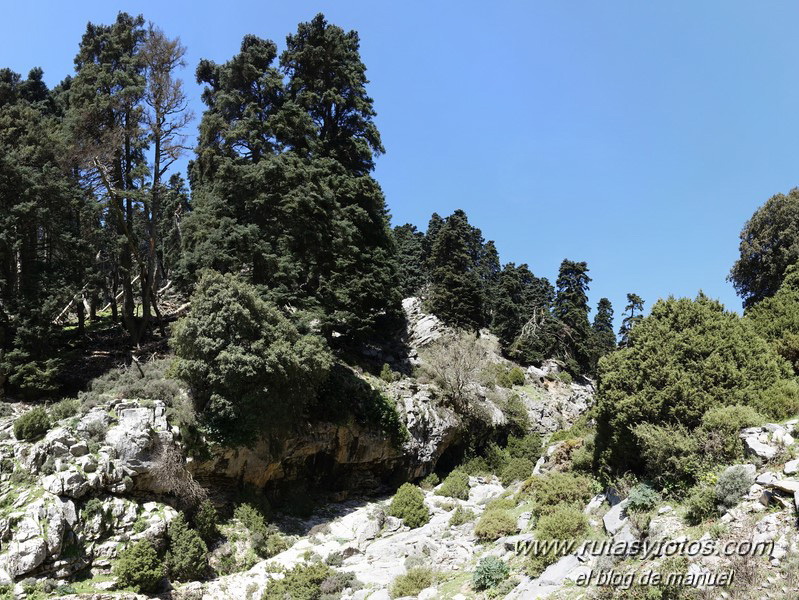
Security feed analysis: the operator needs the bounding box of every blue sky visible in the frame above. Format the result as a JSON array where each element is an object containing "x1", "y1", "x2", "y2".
[{"x1": 4, "y1": 1, "x2": 799, "y2": 322}]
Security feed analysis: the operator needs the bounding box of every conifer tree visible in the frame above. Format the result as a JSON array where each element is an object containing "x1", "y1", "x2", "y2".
[
  {"x1": 592, "y1": 298, "x2": 616, "y2": 359},
  {"x1": 392, "y1": 224, "x2": 427, "y2": 297},
  {"x1": 554, "y1": 259, "x2": 593, "y2": 372},
  {"x1": 618, "y1": 293, "x2": 644, "y2": 347}
]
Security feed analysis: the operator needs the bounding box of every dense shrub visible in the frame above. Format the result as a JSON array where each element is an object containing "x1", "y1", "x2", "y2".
[
  {"x1": 113, "y1": 539, "x2": 164, "y2": 593},
  {"x1": 436, "y1": 470, "x2": 470, "y2": 500},
  {"x1": 747, "y1": 266, "x2": 799, "y2": 373},
  {"x1": 503, "y1": 393, "x2": 531, "y2": 434},
  {"x1": 684, "y1": 484, "x2": 718, "y2": 525},
  {"x1": 535, "y1": 504, "x2": 589, "y2": 540},
  {"x1": 500, "y1": 457, "x2": 534, "y2": 485},
  {"x1": 194, "y1": 499, "x2": 219, "y2": 542},
  {"x1": 715, "y1": 465, "x2": 755, "y2": 509},
  {"x1": 449, "y1": 506, "x2": 475, "y2": 526},
  {"x1": 497, "y1": 366, "x2": 526, "y2": 388},
  {"x1": 13, "y1": 407, "x2": 50, "y2": 440},
  {"x1": 595, "y1": 294, "x2": 790, "y2": 475},
  {"x1": 380, "y1": 363, "x2": 398, "y2": 383},
  {"x1": 166, "y1": 513, "x2": 208, "y2": 581},
  {"x1": 627, "y1": 483, "x2": 660, "y2": 513},
  {"x1": 754, "y1": 379, "x2": 799, "y2": 420},
  {"x1": 520, "y1": 472, "x2": 595, "y2": 516},
  {"x1": 472, "y1": 556, "x2": 509, "y2": 590},
  {"x1": 700, "y1": 405, "x2": 765, "y2": 463},
  {"x1": 633, "y1": 423, "x2": 701, "y2": 491},
  {"x1": 506, "y1": 433, "x2": 541, "y2": 462},
  {"x1": 172, "y1": 271, "x2": 332, "y2": 445},
  {"x1": 419, "y1": 331, "x2": 489, "y2": 409},
  {"x1": 390, "y1": 567, "x2": 435, "y2": 598},
  {"x1": 474, "y1": 509, "x2": 517, "y2": 541},
  {"x1": 388, "y1": 484, "x2": 430, "y2": 528},
  {"x1": 419, "y1": 472, "x2": 439, "y2": 490},
  {"x1": 233, "y1": 504, "x2": 286, "y2": 558},
  {"x1": 261, "y1": 563, "x2": 333, "y2": 600},
  {"x1": 48, "y1": 398, "x2": 80, "y2": 421},
  {"x1": 78, "y1": 358, "x2": 182, "y2": 408}
]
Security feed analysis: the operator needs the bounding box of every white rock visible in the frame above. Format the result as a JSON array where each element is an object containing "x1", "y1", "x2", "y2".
[
  {"x1": 602, "y1": 499, "x2": 629, "y2": 535},
  {"x1": 784, "y1": 459, "x2": 799, "y2": 475}
]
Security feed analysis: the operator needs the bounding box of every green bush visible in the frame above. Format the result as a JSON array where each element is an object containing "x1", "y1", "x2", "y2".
[
  {"x1": 504, "y1": 393, "x2": 531, "y2": 434},
  {"x1": 380, "y1": 363, "x2": 398, "y2": 383},
  {"x1": 520, "y1": 472, "x2": 595, "y2": 516},
  {"x1": 390, "y1": 567, "x2": 435, "y2": 598},
  {"x1": 595, "y1": 294, "x2": 790, "y2": 475},
  {"x1": 262, "y1": 563, "x2": 333, "y2": 600},
  {"x1": 506, "y1": 433, "x2": 541, "y2": 462},
  {"x1": 754, "y1": 379, "x2": 799, "y2": 420},
  {"x1": 472, "y1": 556, "x2": 509, "y2": 590},
  {"x1": 449, "y1": 506, "x2": 475, "y2": 526},
  {"x1": 166, "y1": 513, "x2": 208, "y2": 581},
  {"x1": 48, "y1": 398, "x2": 80, "y2": 421},
  {"x1": 194, "y1": 499, "x2": 219, "y2": 542},
  {"x1": 437, "y1": 470, "x2": 470, "y2": 500},
  {"x1": 633, "y1": 423, "x2": 701, "y2": 491},
  {"x1": 500, "y1": 457, "x2": 534, "y2": 485},
  {"x1": 627, "y1": 483, "x2": 660, "y2": 513},
  {"x1": 474, "y1": 509, "x2": 517, "y2": 541},
  {"x1": 684, "y1": 484, "x2": 718, "y2": 525},
  {"x1": 113, "y1": 538, "x2": 164, "y2": 593},
  {"x1": 535, "y1": 503, "x2": 589, "y2": 540},
  {"x1": 497, "y1": 366, "x2": 526, "y2": 388},
  {"x1": 388, "y1": 484, "x2": 430, "y2": 528},
  {"x1": 419, "y1": 472, "x2": 439, "y2": 490},
  {"x1": 172, "y1": 271, "x2": 332, "y2": 446},
  {"x1": 234, "y1": 503, "x2": 286, "y2": 558},
  {"x1": 715, "y1": 465, "x2": 755, "y2": 509},
  {"x1": 700, "y1": 405, "x2": 766, "y2": 463},
  {"x1": 13, "y1": 407, "x2": 50, "y2": 440}
]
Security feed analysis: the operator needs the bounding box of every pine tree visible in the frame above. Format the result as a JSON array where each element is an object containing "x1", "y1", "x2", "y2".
[
  {"x1": 428, "y1": 210, "x2": 484, "y2": 330},
  {"x1": 592, "y1": 298, "x2": 616, "y2": 360},
  {"x1": 392, "y1": 224, "x2": 427, "y2": 297},
  {"x1": 553, "y1": 259, "x2": 593, "y2": 372},
  {"x1": 618, "y1": 293, "x2": 644, "y2": 347}
]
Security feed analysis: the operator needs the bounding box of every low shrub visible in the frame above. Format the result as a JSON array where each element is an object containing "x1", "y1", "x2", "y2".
[
  {"x1": 388, "y1": 484, "x2": 430, "y2": 528},
  {"x1": 390, "y1": 567, "x2": 435, "y2": 598},
  {"x1": 419, "y1": 472, "x2": 440, "y2": 490},
  {"x1": 474, "y1": 509, "x2": 517, "y2": 541},
  {"x1": 497, "y1": 366, "x2": 526, "y2": 388},
  {"x1": 233, "y1": 503, "x2": 286, "y2": 559},
  {"x1": 754, "y1": 379, "x2": 799, "y2": 420},
  {"x1": 48, "y1": 398, "x2": 80, "y2": 421},
  {"x1": 194, "y1": 499, "x2": 219, "y2": 542},
  {"x1": 633, "y1": 423, "x2": 701, "y2": 491},
  {"x1": 520, "y1": 472, "x2": 595, "y2": 516},
  {"x1": 684, "y1": 484, "x2": 718, "y2": 525},
  {"x1": 535, "y1": 503, "x2": 589, "y2": 540},
  {"x1": 715, "y1": 465, "x2": 755, "y2": 509},
  {"x1": 166, "y1": 513, "x2": 208, "y2": 581},
  {"x1": 449, "y1": 506, "x2": 475, "y2": 526},
  {"x1": 472, "y1": 556, "x2": 509, "y2": 590},
  {"x1": 500, "y1": 457, "x2": 534, "y2": 485},
  {"x1": 261, "y1": 563, "x2": 333, "y2": 599},
  {"x1": 113, "y1": 538, "x2": 164, "y2": 593},
  {"x1": 13, "y1": 407, "x2": 50, "y2": 440},
  {"x1": 700, "y1": 405, "x2": 766, "y2": 463},
  {"x1": 627, "y1": 483, "x2": 660, "y2": 513},
  {"x1": 380, "y1": 363, "x2": 398, "y2": 383},
  {"x1": 506, "y1": 433, "x2": 541, "y2": 462},
  {"x1": 504, "y1": 393, "x2": 531, "y2": 434},
  {"x1": 437, "y1": 470, "x2": 470, "y2": 500}
]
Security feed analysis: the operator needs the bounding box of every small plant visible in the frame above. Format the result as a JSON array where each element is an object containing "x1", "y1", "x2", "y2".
[
  {"x1": 419, "y1": 472, "x2": 440, "y2": 490},
  {"x1": 535, "y1": 503, "x2": 589, "y2": 540},
  {"x1": 449, "y1": 506, "x2": 475, "y2": 526},
  {"x1": 519, "y1": 471, "x2": 596, "y2": 516},
  {"x1": 13, "y1": 407, "x2": 50, "y2": 440},
  {"x1": 474, "y1": 509, "x2": 517, "y2": 541},
  {"x1": 715, "y1": 465, "x2": 755, "y2": 509},
  {"x1": 262, "y1": 563, "x2": 333, "y2": 599},
  {"x1": 113, "y1": 538, "x2": 164, "y2": 593},
  {"x1": 166, "y1": 513, "x2": 208, "y2": 581},
  {"x1": 194, "y1": 498, "x2": 219, "y2": 542},
  {"x1": 388, "y1": 483, "x2": 430, "y2": 528},
  {"x1": 390, "y1": 567, "x2": 436, "y2": 598},
  {"x1": 324, "y1": 550, "x2": 344, "y2": 567},
  {"x1": 500, "y1": 457, "x2": 534, "y2": 485},
  {"x1": 48, "y1": 398, "x2": 80, "y2": 421},
  {"x1": 473, "y1": 556, "x2": 509, "y2": 590},
  {"x1": 684, "y1": 484, "x2": 718, "y2": 525},
  {"x1": 497, "y1": 366, "x2": 526, "y2": 388},
  {"x1": 233, "y1": 503, "x2": 286, "y2": 559},
  {"x1": 380, "y1": 363, "x2": 398, "y2": 383},
  {"x1": 506, "y1": 433, "x2": 541, "y2": 462},
  {"x1": 436, "y1": 470, "x2": 470, "y2": 500},
  {"x1": 627, "y1": 483, "x2": 660, "y2": 513}
]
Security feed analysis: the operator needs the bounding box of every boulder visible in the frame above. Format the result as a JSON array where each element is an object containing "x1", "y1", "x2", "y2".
[
  {"x1": 784, "y1": 459, "x2": 799, "y2": 476},
  {"x1": 742, "y1": 435, "x2": 777, "y2": 460},
  {"x1": 603, "y1": 499, "x2": 629, "y2": 535}
]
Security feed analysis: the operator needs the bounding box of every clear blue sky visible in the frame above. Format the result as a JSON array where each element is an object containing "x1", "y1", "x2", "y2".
[{"x1": 4, "y1": 1, "x2": 799, "y2": 321}]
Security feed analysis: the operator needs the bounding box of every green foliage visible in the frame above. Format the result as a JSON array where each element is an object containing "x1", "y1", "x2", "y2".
[
  {"x1": 520, "y1": 472, "x2": 595, "y2": 516},
  {"x1": 449, "y1": 506, "x2": 476, "y2": 526},
  {"x1": 474, "y1": 509, "x2": 517, "y2": 541},
  {"x1": 472, "y1": 556, "x2": 509, "y2": 591},
  {"x1": 730, "y1": 188, "x2": 799, "y2": 308},
  {"x1": 436, "y1": 470, "x2": 470, "y2": 500},
  {"x1": 497, "y1": 366, "x2": 526, "y2": 388},
  {"x1": 48, "y1": 398, "x2": 80, "y2": 421},
  {"x1": 166, "y1": 513, "x2": 208, "y2": 581},
  {"x1": 113, "y1": 538, "x2": 164, "y2": 593},
  {"x1": 553, "y1": 259, "x2": 594, "y2": 373},
  {"x1": 388, "y1": 484, "x2": 430, "y2": 528},
  {"x1": 747, "y1": 266, "x2": 799, "y2": 373},
  {"x1": 506, "y1": 433, "x2": 541, "y2": 463},
  {"x1": 684, "y1": 484, "x2": 718, "y2": 525},
  {"x1": 633, "y1": 423, "x2": 701, "y2": 491},
  {"x1": 627, "y1": 483, "x2": 660, "y2": 513},
  {"x1": 172, "y1": 271, "x2": 332, "y2": 445},
  {"x1": 419, "y1": 472, "x2": 439, "y2": 490},
  {"x1": 390, "y1": 567, "x2": 435, "y2": 599},
  {"x1": 592, "y1": 297, "x2": 617, "y2": 359},
  {"x1": 392, "y1": 224, "x2": 427, "y2": 297},
  {"x1": 618, "y1": 293, "x2": 645, "y2": 347},
  {"x1": 499, "y1": 457, "x2": 534, "y2": 485},
  {"x1": 379, "y1": 363, "x2": 398, "y2": 383},
  {"x1": 234, "y1": 504, "x2": 287, "y2": 559},
  {"x1": 503, "y1": 393, "x2": 531, "y2": 435},
  {"x1": 13, "y1": 407, "x2": 50, "y2": 440},
  {"x1": 194, "y1": 499, "x2": 219, "y2": 542},
  {"x1": 78, "y1": 358, "x2": 183, "y2": 409},
  {"x1": 715, "y1": 465, "x2": 755, "y2": 509},
  {"x1": 700, "y1": 405, "x2": 766, "y2": 463},
  {"x1": 261, "y1": 563, "x2": 334, "y2": 600},
  {"x1": 754, "y1": 379, "x2": 799, "y2": 420},
  {"x1": 535, "y1": 503, "x2": 589, "y2": 540},
  {"x1": 595, "y1": 294, "x2": 790, "y2": 476}
]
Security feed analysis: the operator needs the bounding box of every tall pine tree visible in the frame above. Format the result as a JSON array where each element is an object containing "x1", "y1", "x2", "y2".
[{"x1": 554, "y1": 259, "x2": 593, "y2": 373}]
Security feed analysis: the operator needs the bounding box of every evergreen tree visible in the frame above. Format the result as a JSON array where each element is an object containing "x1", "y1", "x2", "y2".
[
  {"x1": 477, "y1": 240, "x2": 501, "y2": 326},
  {"x1": 592, "y1": 298, "x2": 616, "y2": 360},
  {"x1": 618, "y1": 293, "x2": 644, "y2": 347},
  {"x1": 553, "y1": 259, "x2": 593, "y2": 372},
  {"x1": 392, "y1": 224, "x2": 427, "y2": 297},
  {"x1": 428, "y1": 210, "x2": 483, "y2": 330}
]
